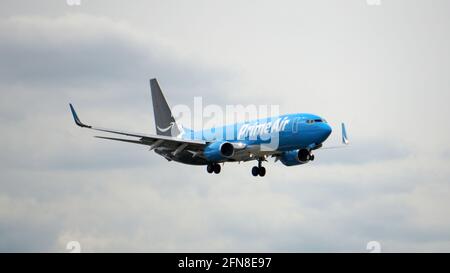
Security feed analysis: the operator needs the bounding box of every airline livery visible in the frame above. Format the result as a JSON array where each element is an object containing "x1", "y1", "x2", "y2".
[{"x1": 69, "y1": 79, "x2": 348, "y2": 177}]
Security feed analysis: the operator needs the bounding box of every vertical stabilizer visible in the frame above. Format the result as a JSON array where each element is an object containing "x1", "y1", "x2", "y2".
[{"x1": 150, "y1": 79, "x2": 181, "y2": 137}]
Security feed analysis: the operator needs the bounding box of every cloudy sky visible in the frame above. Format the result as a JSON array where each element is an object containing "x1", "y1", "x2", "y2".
[{"x1": 1, "y1": 0, "x2": 450, "y2": 252}]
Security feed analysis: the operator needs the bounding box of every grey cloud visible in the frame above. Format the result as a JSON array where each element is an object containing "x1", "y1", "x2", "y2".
[
  {"x1": 0, "y1": 13, "x2": 235, "y2": 173},
  {"x1": 2, "y1": 160, "x2": 449, "y2": 252},
  {"x1": 0, "y1": 14, "x2": 234, "y2": 105}
]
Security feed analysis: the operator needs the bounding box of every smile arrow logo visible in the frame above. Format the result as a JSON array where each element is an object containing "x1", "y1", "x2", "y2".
[{"x1": 157, "y1": 122, "x2": 175, "y2": 133}]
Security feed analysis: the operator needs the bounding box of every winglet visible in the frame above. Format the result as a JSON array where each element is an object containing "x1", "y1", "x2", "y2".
[
  {"x1": 341, "y1": 123, "x2": 349, "y2": 145},
  {"x1": 69, "y1": 103, "x2": 91, "y2": 128}
]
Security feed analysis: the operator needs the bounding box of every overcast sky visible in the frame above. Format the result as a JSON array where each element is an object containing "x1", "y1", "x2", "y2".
[{"x1": 1, "y1": 0, "x2": 450, "y2": 252}]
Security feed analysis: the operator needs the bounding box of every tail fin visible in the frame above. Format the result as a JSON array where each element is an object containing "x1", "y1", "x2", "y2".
[{"x1": 150, "y1": 78, "x2": 181, "y2": 137}]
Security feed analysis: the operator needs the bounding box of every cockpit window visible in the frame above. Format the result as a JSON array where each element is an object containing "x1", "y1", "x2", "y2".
[{"x1": 304, "y1": 118, "x2": 327, "y2": 124}]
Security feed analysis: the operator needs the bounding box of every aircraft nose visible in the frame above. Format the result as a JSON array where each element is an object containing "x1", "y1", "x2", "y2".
[{"x1": 321, "y1": 123, "x2": 332, "y2": 140}]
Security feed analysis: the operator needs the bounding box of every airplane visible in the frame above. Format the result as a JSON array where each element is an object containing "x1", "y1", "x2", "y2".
[{"x1": 69, "y1": 78, "x2": 348, "y2": 177}]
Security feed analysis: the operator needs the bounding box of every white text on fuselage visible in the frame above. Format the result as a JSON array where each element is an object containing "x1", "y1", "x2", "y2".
[{"x1": 238, "y1": 117, "x2": 290, "y2": 140}]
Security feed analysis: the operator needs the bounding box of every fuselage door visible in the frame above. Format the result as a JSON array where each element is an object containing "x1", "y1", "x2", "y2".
[{"x1": 292, "y1": 117, "x2": 301, "y2": 133}]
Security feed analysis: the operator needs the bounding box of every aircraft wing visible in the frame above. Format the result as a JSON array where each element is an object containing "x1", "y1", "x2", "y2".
[{"x1": 69, "y1": 104, "x2": 207, "y2": 153}]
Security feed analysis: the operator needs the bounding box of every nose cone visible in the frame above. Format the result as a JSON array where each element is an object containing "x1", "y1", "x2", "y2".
[{"x1": 319, "y1": 123, "x2": 332, "y2": 142}]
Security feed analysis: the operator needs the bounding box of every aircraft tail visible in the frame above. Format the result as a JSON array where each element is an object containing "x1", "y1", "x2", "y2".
[{"x1": 150, "y1": 78, "x2": 181, "y2": 137}]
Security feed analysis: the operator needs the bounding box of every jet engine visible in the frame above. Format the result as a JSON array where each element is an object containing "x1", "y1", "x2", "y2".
[
  {"x1": 279, "y1": 149, "x2": 312, "y2": 166},
  {"x1": 203, "y1": 141, "x2": 245, "y2": 161}
]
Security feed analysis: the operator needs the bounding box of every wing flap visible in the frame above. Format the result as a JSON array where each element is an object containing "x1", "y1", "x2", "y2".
[{"x1": 94, "y1": 136, "x2": 148, "y2": 145}]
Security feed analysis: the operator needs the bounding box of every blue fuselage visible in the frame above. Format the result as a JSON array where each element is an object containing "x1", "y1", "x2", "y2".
[{"x1": 182, "y1": 113, "x2": 332, "y2": 160}]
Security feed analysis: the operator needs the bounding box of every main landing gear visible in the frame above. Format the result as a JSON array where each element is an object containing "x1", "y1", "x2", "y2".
[
  {"x1": 252, "y1": 158, "x2": 266, "y2": 177},
  {"x1": 207, "y1": 163, "x2": 221, "y2": 174}
]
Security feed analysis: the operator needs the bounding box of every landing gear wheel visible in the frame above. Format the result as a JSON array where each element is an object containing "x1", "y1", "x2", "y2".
[
  {"x1": 252, "y1": 166, "x2": 259, "y2": 177},
  {"x1": 252, "y1": 158, "x2": 267, "y2": 177},
  {"x1": 213, "y1": 163, "x2": 221, "y2": 174},
  {"x1": 310, "y1": 154, "x2": 315, "y2": 161},
  {"x1": 259, "y1": 167, "x2": 266, "y2": 177},
  {"x1": 207, "y1": 164, "x2": 214, "y2": 173}
]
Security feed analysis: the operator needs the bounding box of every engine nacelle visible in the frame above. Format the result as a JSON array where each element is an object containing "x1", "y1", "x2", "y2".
[
  {"x1": 203, "y1": 141, "x2": 235, "y2": 161},
  {"x1": 279, "y1": 149, "x2": 311, "y2": 166}
]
